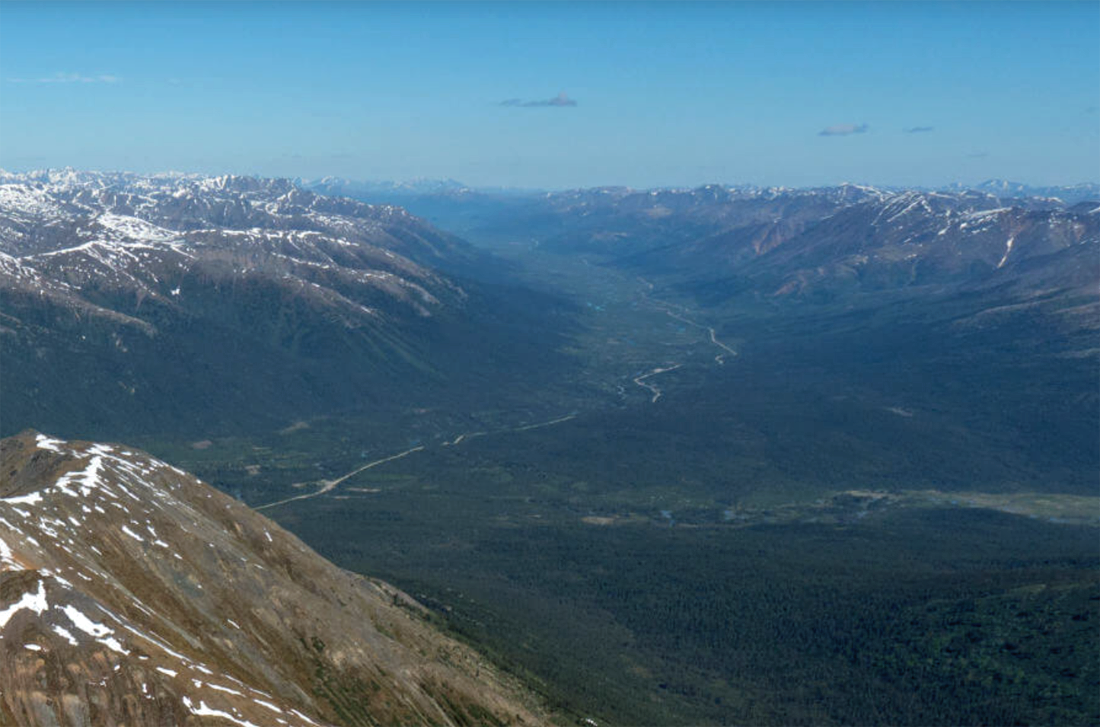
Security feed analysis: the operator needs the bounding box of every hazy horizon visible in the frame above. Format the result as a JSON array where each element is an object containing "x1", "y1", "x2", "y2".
[{"x1": 3, "y1": 165, "x2": 1097, "y2": 194}]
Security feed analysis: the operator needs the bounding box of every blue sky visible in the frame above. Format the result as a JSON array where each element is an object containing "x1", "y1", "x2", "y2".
[{"x1": 1, "y1": 1, "x2": 1096, "y2": 189}]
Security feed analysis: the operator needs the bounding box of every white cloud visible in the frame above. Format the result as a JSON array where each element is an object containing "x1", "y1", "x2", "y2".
[
  {"x1": 8, "y1": 73, "x2": 120, "y2": 84},
  {"x1": 818, "y1": 123, "x2": 869, "y2": 137},
  {"x1": 501, "y1": 92, "x2": 578, "y2": 108}
]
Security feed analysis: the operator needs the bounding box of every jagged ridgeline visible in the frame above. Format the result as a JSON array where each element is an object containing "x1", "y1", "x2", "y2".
[
  {"x1": 0, "y1": 171, "x2": 572, "y2": 440},
  {"x1": 0, "y1": 430, "x2": 547, "y2": 727}
]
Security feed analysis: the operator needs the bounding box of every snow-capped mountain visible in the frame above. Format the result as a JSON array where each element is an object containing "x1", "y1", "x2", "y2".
[
  {"x1": 623, "y1": 189, "x2": 1100, "y2": 297},
  {"x1": 948, "y1": 179, "x2": 1100, "y2": 205},
  {"x1": 0, "y1": 171, "x2": 570, "y2": 440},
  {"x1": 0, "y1": 168, "x2": 470, "y2": 275},
  {"x1": 0, "y1": 430, "x2": 546, "y2": 727},
  {"x1": 383, "y1": 181, "x2": 1097, "y2": 300},
  {"x1": 321, "y1": 178, "x2": 1098, "y2": 373}
]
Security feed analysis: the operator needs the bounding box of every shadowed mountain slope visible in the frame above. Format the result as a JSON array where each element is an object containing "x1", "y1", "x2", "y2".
[{"x1": 0, "y1": 171, "x2": 577, "y2": 440}]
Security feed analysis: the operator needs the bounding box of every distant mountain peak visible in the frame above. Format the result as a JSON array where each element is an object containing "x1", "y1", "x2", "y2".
[
  {"x1": 942, "y1": 179, "x2": 1100, "y2": 204},
  {"x1": 308, "y1": 177, "x2": 471, "y2": 195}
]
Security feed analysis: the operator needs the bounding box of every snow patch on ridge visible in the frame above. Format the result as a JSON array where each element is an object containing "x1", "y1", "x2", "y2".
[
  {"x1": 35, "y1": 434, "x2": 65, "y2": 452},
  {"x1": 0, "y1": 579, "x2": 48, "y2": 628},
  {"x1": 997, "y1": 236, "x2": 1015, "y2": 269},
  {"x1": 95, "y1": 213, "x2": 179, "y2": 244}
]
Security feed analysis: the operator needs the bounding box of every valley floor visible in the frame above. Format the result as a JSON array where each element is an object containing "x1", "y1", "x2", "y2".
[{"x1": 138, "y1": 242, "x2": 1099, "y2": 726}]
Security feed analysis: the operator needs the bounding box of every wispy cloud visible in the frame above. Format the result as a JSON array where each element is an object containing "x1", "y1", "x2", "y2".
[
  {"x1": 966, "y1": 151, "x2": 989, "y2": 159},
  {"x1": 904, "y1": 126, "x2": 934, "y2": 133},
  {"x1": 818, "y1": 123, "x2": 868, "y2": 137},
  {"x1": 501, "y1": 92, "x2": 577, "y2": 108},
  {"x1": 8, "y1": 72, "x2": 120, "y2": 84}
]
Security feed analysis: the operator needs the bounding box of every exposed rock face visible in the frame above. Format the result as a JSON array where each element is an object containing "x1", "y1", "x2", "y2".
[{"x1": 0, "y1": 431, "x2": 546, "y2": 727}]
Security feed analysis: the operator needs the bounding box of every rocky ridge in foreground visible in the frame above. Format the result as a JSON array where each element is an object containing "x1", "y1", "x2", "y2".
[{"x1": 0, "y1": 431, "x2": 546, "y2": 727}]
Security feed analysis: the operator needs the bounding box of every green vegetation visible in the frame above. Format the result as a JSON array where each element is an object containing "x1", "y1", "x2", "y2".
[
  {"x1": 134, "y1": 245, "x2": 1098, "y2": 725},
  {"x1": 287, "y1": 491, "x2": 1098, "y2": 725},
  {"x1": 164, "y1": 386, "x2": 1099, "y2": 725}
]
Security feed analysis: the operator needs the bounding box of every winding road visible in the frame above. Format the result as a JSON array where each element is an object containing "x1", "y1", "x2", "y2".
[
  {"x1": 255, "y1": 445, "x2": 424, "y2": 511},
  {"x1": 256, "y1": 413, "x2": 581, "y2": 510}
]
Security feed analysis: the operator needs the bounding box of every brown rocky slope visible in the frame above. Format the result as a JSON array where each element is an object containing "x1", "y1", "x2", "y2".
[{"x1": 0, "y1": 431, "x2": 547, "y2": 727}]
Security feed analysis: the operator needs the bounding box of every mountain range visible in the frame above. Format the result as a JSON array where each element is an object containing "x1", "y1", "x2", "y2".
[
  {"x1": 309, "y1": 176, "x2": 1098, "y2": 341},
  {"x1": 0, "y1": 170, "x2": 572, "y2": 440},
  {"x1": 4, "y1": 169, "x2": 1095, "y2": 457},
  {"x1": 2, "y1": 170, "x2": 1097, "y2": 725}
]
